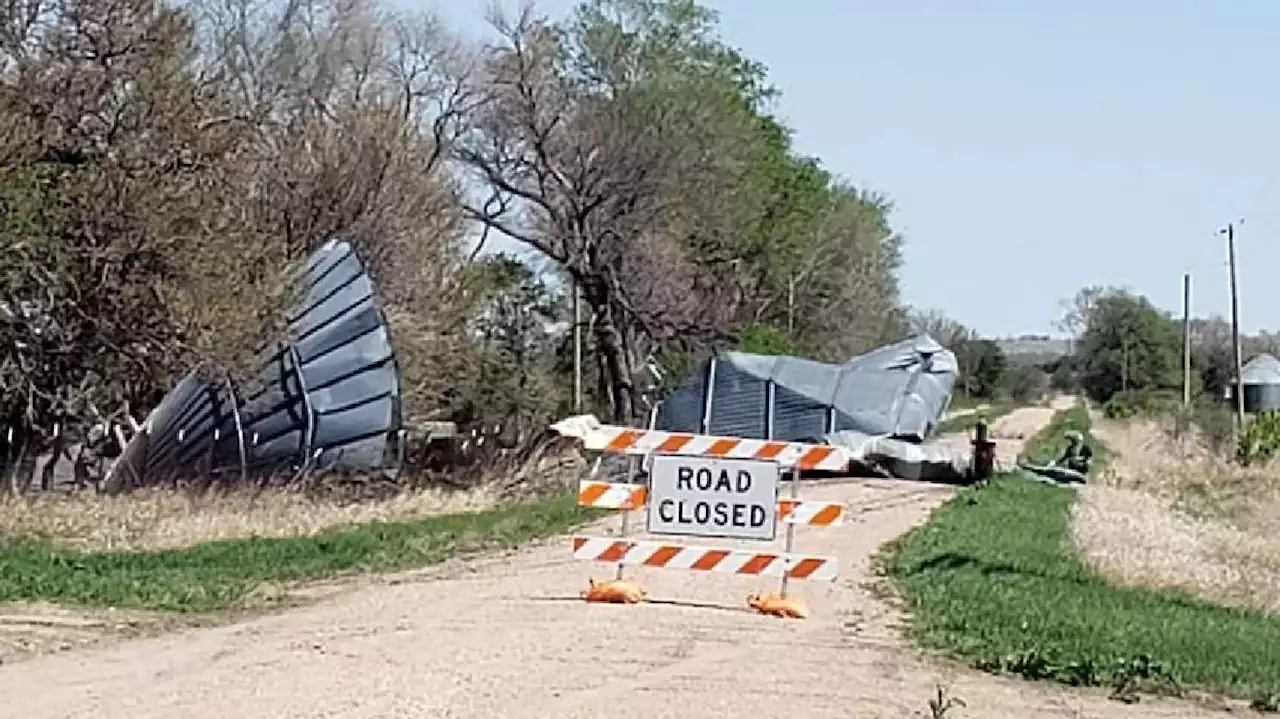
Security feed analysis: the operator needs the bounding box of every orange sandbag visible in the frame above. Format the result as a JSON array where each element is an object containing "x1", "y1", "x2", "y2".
[
  {"x1": 582, "y1": 578, "x2": 647, "y2": 604},
  {"x1": 747, "y1": 593, "x2": 809, "y2": 619}
]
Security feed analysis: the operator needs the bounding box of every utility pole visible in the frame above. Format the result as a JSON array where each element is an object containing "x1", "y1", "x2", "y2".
[
  {"x1": 1221, "y1": 222, "x2": 1245, "y2": 429},
  {"x1": 786, "y1": 275, "x2": 796, "y2": 335},
  {"x1": 1182, "y1": 272, "x2": 1192, "y2": 408},
  {"x1": 1121, "y1": 336, "x2": 1129, "y2": 392},
  {"x1": 572, "y1": 278, "x2": 583, "y2": 412}
]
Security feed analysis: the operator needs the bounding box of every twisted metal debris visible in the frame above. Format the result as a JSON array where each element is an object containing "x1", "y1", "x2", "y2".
[{"x1": 106, "y1": 236, "x2": 403, "y2": 491}]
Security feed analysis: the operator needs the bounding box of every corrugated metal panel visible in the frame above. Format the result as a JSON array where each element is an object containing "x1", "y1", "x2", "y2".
[
  {"x1": 655, "y1": 364, "x2": 707, "y2": 432},
  {"x1": 771, "y1": 383, "x2": 828, "y2": 442},
  {"x1": 105, "y1": 236, "x2": 403, "y2": 490},
  {"x1": 1242, "y1": 384, "x2": 1280, "y2": 414},
  {"x1": 706, "y1": 358, "x2": 768, "y2": 438}
]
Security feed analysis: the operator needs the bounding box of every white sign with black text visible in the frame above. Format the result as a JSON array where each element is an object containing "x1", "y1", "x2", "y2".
[{"x1": 646, "y1": 455, "x2": 780, "y2": 541}]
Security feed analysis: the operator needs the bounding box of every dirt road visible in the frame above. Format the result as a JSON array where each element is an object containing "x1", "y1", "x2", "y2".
[{"x1": 0, "y1": 398, "x2": 1216, "y2": 718}]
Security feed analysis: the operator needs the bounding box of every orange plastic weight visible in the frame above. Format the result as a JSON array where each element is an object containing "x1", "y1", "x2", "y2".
[
  {"x1": 746, "y1": 593, "x2": 809, "y2": 619},
  {"x1": 582, "y1": 578, "x2": 648, "y2": 604}
]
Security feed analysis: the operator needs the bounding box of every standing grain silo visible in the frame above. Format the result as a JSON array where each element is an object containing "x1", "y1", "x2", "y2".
[{"x1": 1235, "y1": 354, "x2": 1280, "y2": 413}]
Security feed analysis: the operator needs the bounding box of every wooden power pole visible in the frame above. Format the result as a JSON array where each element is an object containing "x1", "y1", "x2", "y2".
[
  {"x1": 1182, "y1": 272, "x2": 1192, "y2": 408},
  {"x1": 572, "y1": 278, "x2": 583, "y2": 413},
  {"x1": 1222, "y1": 222, "x2": 1245, "y2": 428}
]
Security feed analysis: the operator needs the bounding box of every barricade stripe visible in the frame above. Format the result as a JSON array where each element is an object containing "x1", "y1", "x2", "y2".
[
  {"x1": 740, "y1": 553, "x2": 777, "y2": 574},
  {"x1": 706, "y1": 438, "x2": 738, "y2": 456},
  {"x1": 797, "y1": 446, "x2": 836, "y2": 470},
  {"x1": 812, "y1": 503, "x2": 843, "y2": 525},
  {"x1": 788, "y1": 557, "x2": 826, "y2": 579},
  {"x1": 578, "y1": 482, "x2": 609, "y2": 506},
  {"x1": 571, "y1": 537, "x2": 837, "y2": 581},
  {"x1": 647, "y1": 544, "x2": 682, "y2": 567},
  {"x1": 757, "y1": 441, "x2": 787, "y2": 460},
  {"x1": 604, "y1": 429, "x2": 644, "y2": 452},
  {"x1": 692, "y1": 549, "x2": 729, "y2": 571},
  {"x1": 600, "y1": 541, "x2": 631, "y2": 563},
  {"x1": 777, "y1": 499, "x2": 845, "y2": 526},
  {"x1": 656, "y1": 434, "x2": 694, "y2": 453},
  {"x1": 577, "y1": 480, "x2": 647, "y2": 509},
  {"x1": 551, "y1": 417, "x2": 851, "y2": 472}
]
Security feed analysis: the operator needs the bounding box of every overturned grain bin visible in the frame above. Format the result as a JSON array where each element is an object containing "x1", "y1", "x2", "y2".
[
  {"x1": 105, "y1": 236, "x2": 404, "y2": 492},
  {"x1": 654, "y1": 335, "x2": 957, "y2": 444}
]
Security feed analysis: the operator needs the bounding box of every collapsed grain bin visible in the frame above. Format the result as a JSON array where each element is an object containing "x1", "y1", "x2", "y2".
[
  {"x1": 654, "y1": 335, "x2": 957, "y2": 444},
  {"x1": 1235, "y1": 353, "x2": 1280, "y2": 414},
  {"x1": 105, "y1": 236, "x2": 404, "y2": 491}
]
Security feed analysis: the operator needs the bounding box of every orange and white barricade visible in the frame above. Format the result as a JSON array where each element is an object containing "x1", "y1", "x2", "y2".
[
  {"x1": 552, "y1": 415, "x2": 850, "y2": 471},
  {"x1": 554, "y1": 415, "x2": 849, "y2": 616}
]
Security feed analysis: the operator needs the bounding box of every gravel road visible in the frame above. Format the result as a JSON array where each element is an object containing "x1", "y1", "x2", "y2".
[{"x1": 0, "y1": 399, "x2": 1217, "y2": 718}]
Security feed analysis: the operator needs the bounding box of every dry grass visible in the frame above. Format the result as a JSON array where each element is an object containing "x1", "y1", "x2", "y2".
[
  {"x1": 0, "y1": 438, "x2": 591, "y2": 555},
  {"x1": 0, "y1": 484, "x2": 505, "y2": 553},
  {"x1": 1071, "y1": 415, "x2": 1280, "y2": 615}
]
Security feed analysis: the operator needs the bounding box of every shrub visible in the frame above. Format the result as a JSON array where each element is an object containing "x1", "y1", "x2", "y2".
[
  {"x1": 1192, "y1": 401, "x2": 1236, "y2": 456},
  {"x1": 1102, "y1": 389, "x2": 1181, "y2": 420},
  {"x1": 1237, "y1": 411, "x2": 1280, "y2": 466}
]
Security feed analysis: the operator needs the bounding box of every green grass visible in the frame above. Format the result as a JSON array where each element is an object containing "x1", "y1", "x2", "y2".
[
  {"x1": 0, "y1": 493, "x2": 605, "y2": 613},
  {"x1": 882, "y1": 474, "x2": 1280, "y2": 703},
  {"x1": 1017, "y1": 402, "x2": 1110, "y2": 474},
  {"x1": 934, "y1": 401, "x2": 1016, "y2": 436},
  {"x1": 946, "y1": 394, "x2": 988, "y2": 411}
]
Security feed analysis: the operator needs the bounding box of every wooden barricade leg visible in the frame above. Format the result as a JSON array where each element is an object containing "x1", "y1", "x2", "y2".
[
  {"x1": 613, "y1": 407, "x2": 656, "y2": 583},
  {"x1": 615, "y1": 457, "x2": 633, "y2": 582},
  {"x1": 779, "y1": 467, "x2": 799, "y2": 599},
  {"x1": 578, "y1": 423, "x2": 653, "y2": 604},
  {"x1": 747, "y1": 467, "x2": 810, "y2": 619}
]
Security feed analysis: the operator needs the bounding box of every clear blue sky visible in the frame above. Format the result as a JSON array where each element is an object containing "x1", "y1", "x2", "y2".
[{"x1": 434, "y1": 0, "x2": 1280, "y2": 337}]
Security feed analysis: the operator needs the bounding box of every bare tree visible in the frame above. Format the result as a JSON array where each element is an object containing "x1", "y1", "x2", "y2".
[
  {"x1": 454, "y1": 6, "x2": 746, "y2": 421},
  {"x1": 175, "y1": 0, "x2": 478, "y2": 420},
  {"x1": 784, "y1": 188, "x2": 907, "y2": 360},
  {"x1": 909, "y1": 308, "x2": 975, "y2": 349},
  {"x1": 0, "y1": 0, "x2": 478, "y2": 489},
  {"x1": 1056, "y1": 285, "x2": 1108, "y2": 344},
  {"x1": 1, "y1": 0, "x2": 215, "y2": 487}
]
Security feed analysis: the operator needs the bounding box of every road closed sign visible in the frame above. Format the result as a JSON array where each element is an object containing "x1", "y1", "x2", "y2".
[{"x1": 646, "y1": 455, "x2": 780, "y2": 541}]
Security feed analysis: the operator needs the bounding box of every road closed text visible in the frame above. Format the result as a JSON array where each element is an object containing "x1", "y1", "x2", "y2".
[
  {"x1": 655, "y1": 466, "x2": 769, "y2": 529},
  {"x1": 647, "y1": 456, "x2": 779, "y2": 541}
]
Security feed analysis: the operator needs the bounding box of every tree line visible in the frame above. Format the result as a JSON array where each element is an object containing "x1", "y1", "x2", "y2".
[
  {"x1": 1046, "y1": 285, "x2": 1278, "y2": 405},
  {"x1": 0, "y1": 0, "x2": 912, "y2": 481},
  {"x1": 1044, "y1": 285, "x2": 1280, "y2": 457}
]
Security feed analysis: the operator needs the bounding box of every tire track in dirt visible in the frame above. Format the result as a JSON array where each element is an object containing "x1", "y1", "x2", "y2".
[{"x1": 0, "y1": 398, "x2": 1221, "y2": 718}]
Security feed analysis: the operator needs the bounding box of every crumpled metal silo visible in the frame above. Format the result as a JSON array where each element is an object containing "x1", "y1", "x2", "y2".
[{"x1": 106, "y1": 236, "x2": 403, "y2": 491}]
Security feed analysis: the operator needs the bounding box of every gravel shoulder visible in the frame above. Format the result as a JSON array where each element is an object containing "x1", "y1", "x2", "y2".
[{"x1": 0, "y1": 399, "x2": 1219, "y2": 718}]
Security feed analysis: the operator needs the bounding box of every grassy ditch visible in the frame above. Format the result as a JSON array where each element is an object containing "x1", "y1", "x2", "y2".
[
  {"x1": 882, "y1": 406, "x2": 1280, "y2": 704},
  {"x1": 0, "y1": 492, "x2": 605, "y2": 613},
  {"x1": 1017, "y1": 402, "x2": 1109, "y2": 473}
]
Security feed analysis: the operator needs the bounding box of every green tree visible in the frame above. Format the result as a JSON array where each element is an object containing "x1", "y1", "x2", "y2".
[
  {"x1": 1046, "y1": 354, "x2": 1081, "y2": 392},
  {"x1": 1189, "y1": 316, "x2": 1234, "y2": 401},
  {"x1": 462, "y1": 255, "x2": 566, "y2": 444},
  {"x1": 1002, "y1": 362, "x2": 1050, "y2": 403},
  {"x1": 1077, "y1": 290, "x2": 1182, "y2": 403},
  {"x1": 458, "y1": 0, "x2": 906, "y2": 420},
  {"x1": 953, "y1": 339, "x2": 1007, "y2": 398}
]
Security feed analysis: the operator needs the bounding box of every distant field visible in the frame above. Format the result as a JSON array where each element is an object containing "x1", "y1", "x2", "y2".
[{"x1": 992, "y1": 336, "x2": 1072, "y2": 361}]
